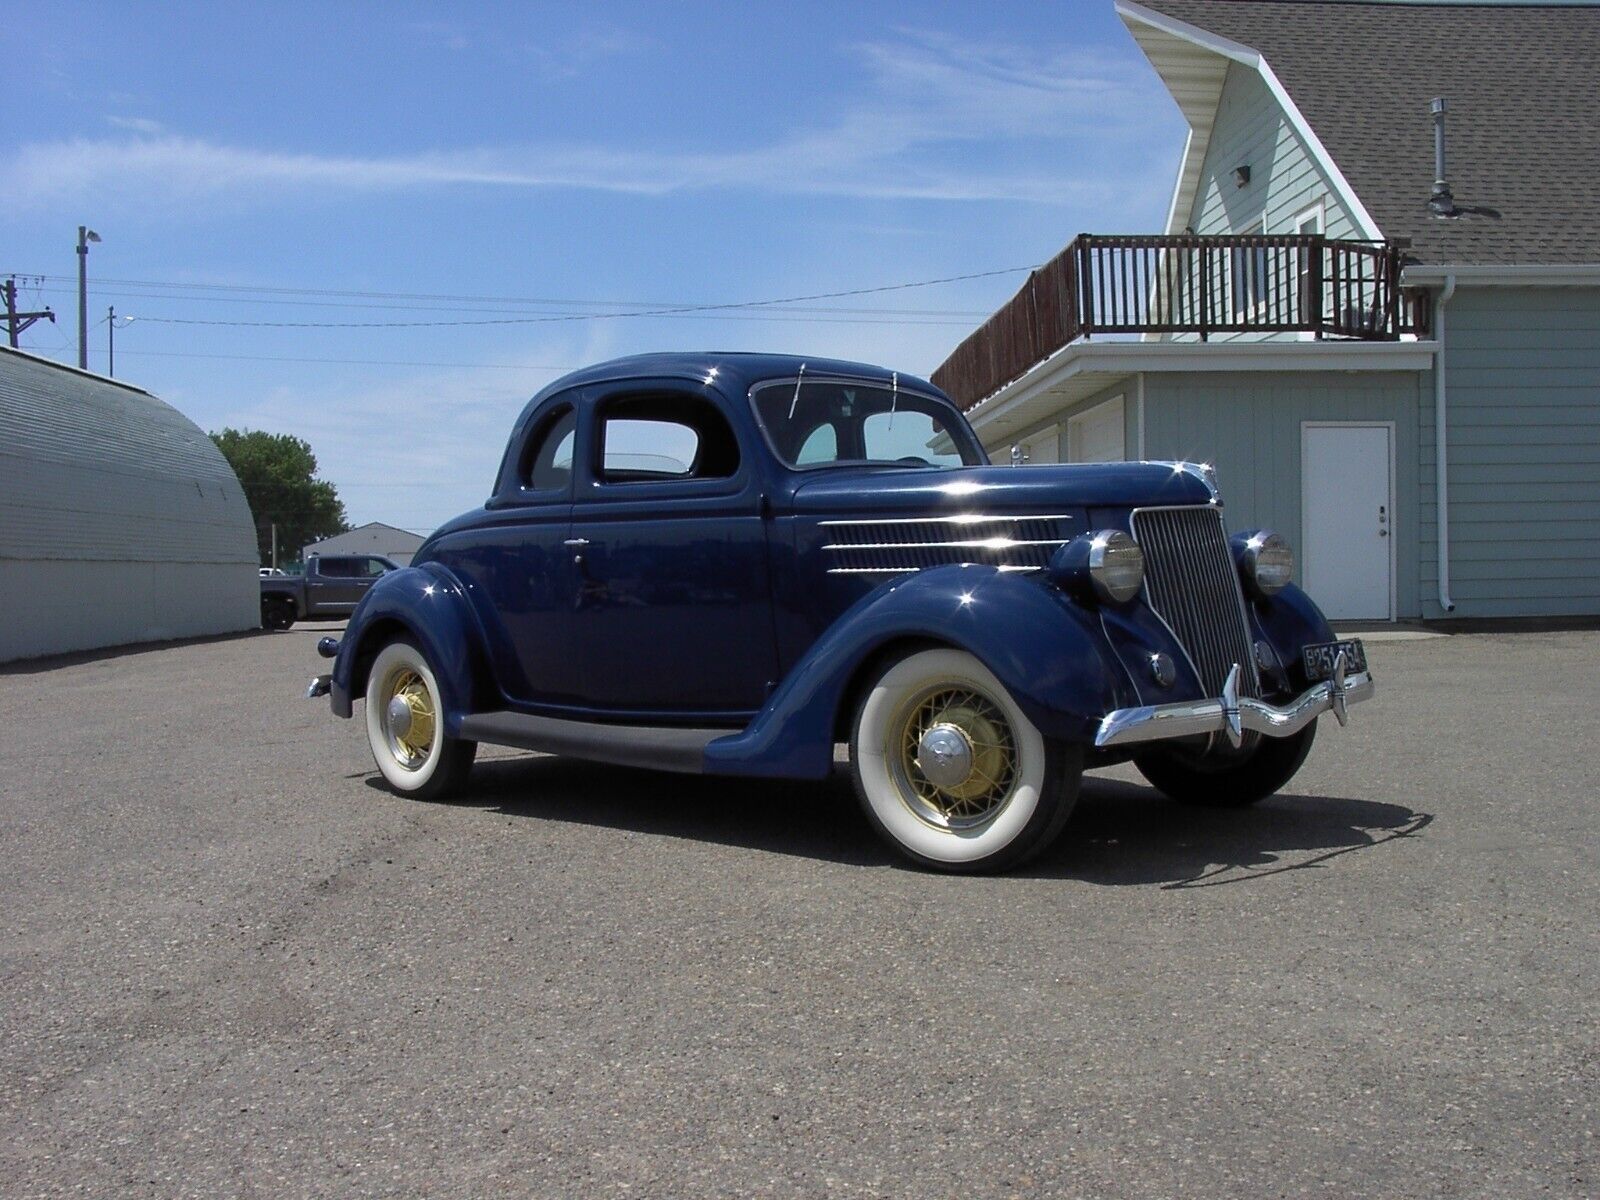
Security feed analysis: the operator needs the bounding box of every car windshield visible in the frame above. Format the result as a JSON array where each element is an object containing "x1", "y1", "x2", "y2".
[{"x1": 751, "y1": 379, "x2": 984, "y2": 470}]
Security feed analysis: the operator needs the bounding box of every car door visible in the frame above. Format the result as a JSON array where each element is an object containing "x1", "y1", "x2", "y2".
[
  {"x1": 306, "y1": 557, "x2": 363, "y2": 615},
  {"x1": 564, "y1": 383, "x2": 778, "y2": 719},
  {"x1": 436, "y1": 401, "x2": 581, "y2": 706}
]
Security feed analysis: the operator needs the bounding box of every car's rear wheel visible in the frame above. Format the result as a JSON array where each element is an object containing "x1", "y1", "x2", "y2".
[
  {"x1": 261, "y1": 597, "x2": 295, "y2": 631},
  {"x1": 365, "y1": 638, "x2": 476, "y2": 800},
  {"x1": 850, "y1": 647, "x2": 1080, "y2": 872},
  {"x1": 1135, "y1": 721, "x2": 1317, "y2": 808}
]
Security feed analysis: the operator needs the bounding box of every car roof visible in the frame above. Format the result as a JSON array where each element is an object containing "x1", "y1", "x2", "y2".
[{"x1": 525, "y1": 352, "x2": 942, "y2": 408}]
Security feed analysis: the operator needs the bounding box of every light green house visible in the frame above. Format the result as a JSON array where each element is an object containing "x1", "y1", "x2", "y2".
[{"x1": 934, "y1": 0, "x2": 1600, "y2": 622}]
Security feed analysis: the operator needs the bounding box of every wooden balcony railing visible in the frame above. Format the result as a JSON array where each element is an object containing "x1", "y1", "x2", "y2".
[{"x1": 931, "y1": 234, "x2": 1429, "y2": 410}]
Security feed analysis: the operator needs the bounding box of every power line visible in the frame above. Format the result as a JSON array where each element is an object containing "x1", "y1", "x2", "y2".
[
  {"x1": 116, "y1": 348, "x2": 581, "y2": 370},
  {"x1": 3, "y1": 265, "x2": 1034, "y2": 311},
  {"x1": 26, "y1": 284, "x2": 991, "y2": 320}
]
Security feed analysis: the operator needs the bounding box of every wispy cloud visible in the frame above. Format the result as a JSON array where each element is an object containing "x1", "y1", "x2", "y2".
[
  {"x1": 11, "y1": 32, "x2": 1156, "y2": 208},
  {"x1": 106, "y1": 115, "x2": 165, "y2": 134}
]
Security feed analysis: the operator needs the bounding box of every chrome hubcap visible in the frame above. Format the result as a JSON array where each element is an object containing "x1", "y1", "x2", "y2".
[
  {"x1": 382, "y1": 667, "x2": 437, "y2": 770},
  {"x1": 386, "y1": 695, "x2": 414, "y2": 739},
  {"x1": 917, "y1": 723, "x2": 975, "y2": 791},
  {"x1": 891, "y1": 685, "x2": 1018, "y2": 830}
]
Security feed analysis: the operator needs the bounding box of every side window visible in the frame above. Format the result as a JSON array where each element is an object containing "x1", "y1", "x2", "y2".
[
  {"x1": 796, "y1": 423, "x2": 838, "y2": 465},
  {"x1": 318, "y1": 558, "x2": 350, "y2": 578},
  {"x1": 597, "y1": 394, "x2": 740, "y2": 483},
  {"x1": 361, "y1": 558, "x2": 390, "y2": 578},
  {"x1": 523, "y1": 406, "x2": 577, "y2": 492}
]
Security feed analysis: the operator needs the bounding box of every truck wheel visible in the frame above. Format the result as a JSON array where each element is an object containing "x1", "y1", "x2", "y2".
[
  {"x1": 850, "y1": 648, "x2": 1080, "y2": 872},
  {"x1": 261, "y1": 597, "x2": 295, "y2": 630},
  {"x1": 365, "y1": 638, "x2": 476, "y2": 800},
  {"x1": 1135, "y1": 722, "x2": 1317, "y2": 808}
]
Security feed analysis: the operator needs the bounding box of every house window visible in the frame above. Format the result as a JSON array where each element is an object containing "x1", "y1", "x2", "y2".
[
  {"x1": 1293, "y1": 203, "x2": 1325, "y2": 329},
  {"x1": 1230, "y1": 220, "x2": 1268, "y2": 318}
]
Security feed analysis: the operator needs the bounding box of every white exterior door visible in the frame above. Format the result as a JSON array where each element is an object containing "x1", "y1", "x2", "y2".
[
  {"x1": 1069, "y1": 396, "x2": 1125, "y2": 462},
  {"x1": 1303, "y1": 424, "x2": 1393, "y2": 620}
]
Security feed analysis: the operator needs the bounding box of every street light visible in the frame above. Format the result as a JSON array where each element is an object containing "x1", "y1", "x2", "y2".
[{"x1": 77, "y1": 225, "x2": 101, "y2": 370}]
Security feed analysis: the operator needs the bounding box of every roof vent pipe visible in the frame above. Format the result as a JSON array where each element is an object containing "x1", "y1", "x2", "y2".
[{"x1": 1429, "y1": 97, "x2": 1457, "y2": 217}]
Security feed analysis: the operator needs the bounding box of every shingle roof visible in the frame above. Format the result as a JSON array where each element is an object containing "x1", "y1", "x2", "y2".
[{"x1": 1134, "y1": 0, "x2": 1600, "y2": 264}]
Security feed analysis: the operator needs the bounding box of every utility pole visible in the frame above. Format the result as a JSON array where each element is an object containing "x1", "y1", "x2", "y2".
[
  {"x1": 108, "y1": 306, "x2": 115, "y2": 377},
  {"x1": 77, "y1": 225, "x2": 101, "y2": 369},
  {"x1": 3, "y1": 278, "x2": 56, "y2": 348}
]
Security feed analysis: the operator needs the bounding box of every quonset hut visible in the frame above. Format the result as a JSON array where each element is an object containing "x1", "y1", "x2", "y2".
[{"x1": 0, "y1": 346, "x2": 258, "y2": 662}]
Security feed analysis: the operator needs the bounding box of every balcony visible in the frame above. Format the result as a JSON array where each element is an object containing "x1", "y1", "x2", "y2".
[{"x1": 931, "y1": 234, "x2": 1429, "y2": 410}]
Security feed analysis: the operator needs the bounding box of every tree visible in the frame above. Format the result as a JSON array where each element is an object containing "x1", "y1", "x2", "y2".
[{"x1": 211, "y1": 428, "x2": 349, "y2": 567}]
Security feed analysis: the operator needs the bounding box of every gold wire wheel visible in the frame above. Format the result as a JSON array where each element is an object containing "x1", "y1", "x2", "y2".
[
  {"x1": 889, "y1": 684, "x2": 1018, "y2": 831},
  {"x1": 383, "y1": 667, "x2": 437, "y2": 770}
]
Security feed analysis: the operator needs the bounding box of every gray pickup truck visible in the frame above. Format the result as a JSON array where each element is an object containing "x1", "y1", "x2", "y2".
[{"x1": 260, "y1": 554, "x2": 399, "y2": 630}]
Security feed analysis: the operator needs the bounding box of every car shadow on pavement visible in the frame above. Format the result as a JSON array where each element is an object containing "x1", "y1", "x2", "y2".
[
  {"x1": 1028, "y1": 776, "x2": 1433, "y2": 887},
  {"x1": 368, "y1": 754, "x2": 1431, "y2": 886},
  {"x1": 384, "y1": 754, "x2": 895, "y2": 869}
]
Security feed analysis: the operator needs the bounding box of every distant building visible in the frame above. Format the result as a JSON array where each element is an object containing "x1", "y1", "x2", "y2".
[
  {"x1": 303, "y1": 521, "x2": 426, "y2": 566},
  {"x1": 0, "y1": 346, "x2": 258, "y2": 662}
]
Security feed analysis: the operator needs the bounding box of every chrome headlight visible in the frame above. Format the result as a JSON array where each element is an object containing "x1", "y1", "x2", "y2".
[
  {"x1": 1047, "y1": 530, "x2": 1145, "y2": 604},
  {"x1": 1238, "y1": 530, "x2": 1294, "y2": 596},
  {"x1": 1089, "y1": 531, "x2": 1145, "y2": 604}
]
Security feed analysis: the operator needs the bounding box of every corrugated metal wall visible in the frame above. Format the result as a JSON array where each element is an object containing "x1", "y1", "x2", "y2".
[{"x1": 0, "y1": 348, "x2": 259, "y2": 661}]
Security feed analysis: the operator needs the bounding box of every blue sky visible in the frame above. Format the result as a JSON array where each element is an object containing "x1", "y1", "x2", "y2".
[{"x1": 2, "y1": 1, "x2": 1187, "y2": 533}]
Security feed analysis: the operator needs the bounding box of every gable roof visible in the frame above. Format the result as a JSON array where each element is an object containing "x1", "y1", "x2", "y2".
[{"x1": 1121, "y1": 0, "x2": 1600, "y2": 265}]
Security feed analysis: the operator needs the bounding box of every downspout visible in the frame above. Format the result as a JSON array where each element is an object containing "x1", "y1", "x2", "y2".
[{"x1": 1434, "y1": 274, "x2": 1457, "y2": 613}]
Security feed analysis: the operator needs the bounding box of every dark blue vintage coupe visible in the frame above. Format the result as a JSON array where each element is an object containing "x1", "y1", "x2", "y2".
[{"x1": 309, "y1": 352, "x2": 1372, "y2": 871}]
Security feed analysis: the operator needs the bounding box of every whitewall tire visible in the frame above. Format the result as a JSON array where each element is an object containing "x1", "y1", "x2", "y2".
[
  {"x1": 850, "y1": 648, "x2": 1080, "y2": 872},
  {"x1": 364, "y1": 638, "x2": 476, "y2": 800}
]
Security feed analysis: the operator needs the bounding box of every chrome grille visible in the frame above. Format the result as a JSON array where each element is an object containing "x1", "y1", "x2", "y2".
[
  {"x1": 1131, "y1": 506, "x2": 1260, "y2": 699},
  {"x1": 822, "y1": 514, "x2": 1071, "y2": 576}
]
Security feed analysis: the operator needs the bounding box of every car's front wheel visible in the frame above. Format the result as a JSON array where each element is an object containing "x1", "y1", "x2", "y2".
[
  {"x1": 1134, "y1": 721, "x2": 1317, "y2": 808},
  {"x1": 850, "y1": 648, "x2": 1081, "y2": 872},
  {"x1": 364, "y1": 638, "x2": 476, "y2": 800}
]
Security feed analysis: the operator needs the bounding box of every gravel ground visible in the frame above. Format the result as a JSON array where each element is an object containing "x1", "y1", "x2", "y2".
[{"x1": 1, "y1": 625, "x2": 1595, "y2": 1198}]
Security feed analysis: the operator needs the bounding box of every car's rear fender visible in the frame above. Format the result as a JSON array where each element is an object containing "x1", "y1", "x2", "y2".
[
  {"x1": 703, "y1": 565, "x2": 1142, "y2": 779},
  {"x1": 330, "y1": 564, "x2": 489, "y2": 729}
]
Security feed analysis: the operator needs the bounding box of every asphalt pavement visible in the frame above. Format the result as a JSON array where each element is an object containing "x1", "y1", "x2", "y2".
[{"x1": 1, "y1": 625, "x2": 1595, "y2": 1197}]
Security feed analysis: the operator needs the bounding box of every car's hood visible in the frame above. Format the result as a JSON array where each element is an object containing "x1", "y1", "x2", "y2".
[{"x1": 788, "y1": 462, "x2": 1215, "y2": 517}]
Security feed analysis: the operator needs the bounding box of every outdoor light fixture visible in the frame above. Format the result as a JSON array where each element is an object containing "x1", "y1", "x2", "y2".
[
  {"x1": 77, "y1": 225, "x2": 102, "y2": 370},
  {"x1": 1233, "y1": 165, "x2": 1251, "y2": 188}
]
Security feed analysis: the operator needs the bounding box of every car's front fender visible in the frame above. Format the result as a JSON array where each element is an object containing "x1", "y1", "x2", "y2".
[
  {"x1": 703, "y1": 565, "x2": 1142, "y2": 779},
  {"x1": 1246, "y1": 582, "x2": 1338, "y2": 693},
  {"x1": 329, "y1": 564, "x2": 489, "y2": 729}
]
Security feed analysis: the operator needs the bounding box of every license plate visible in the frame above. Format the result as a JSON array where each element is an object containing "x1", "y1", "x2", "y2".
[{"x1": 1302, "y1": 639, "x2": 1367, "y2": 681}]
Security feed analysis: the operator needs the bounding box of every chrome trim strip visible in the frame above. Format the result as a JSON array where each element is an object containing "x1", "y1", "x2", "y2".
[
  {"x1": 822, "y1": 538, "x2": 1067, "y2": 551},
  {"x1": 826, "y1": 564, "x2": 1043, "y2": 576},
  {"x1": 819, "y1": 513, "x2": 1076, "y2": 526},
  {"x1": 1094, "y1": 666, "x2": 1374, "y2": 749}
]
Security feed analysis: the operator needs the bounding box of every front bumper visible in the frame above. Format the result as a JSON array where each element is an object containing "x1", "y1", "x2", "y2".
[{"x1": 1095, "y1": 654, "x2": 1373, "y2": 750}]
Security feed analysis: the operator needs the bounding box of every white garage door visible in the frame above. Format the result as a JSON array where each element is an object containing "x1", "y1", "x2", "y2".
[{"x1": 1069, "y1": 396, "x2": 1125, "y2": 463}]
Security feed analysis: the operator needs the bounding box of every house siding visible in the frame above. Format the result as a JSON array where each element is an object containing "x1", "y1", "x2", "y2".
[
  {"x1": 1419, "y1": 286, "x2": 1600, "y2": 618},
  {"x1": 1142, "y1": 371, "x2": 1425, "y2": 618},
  {"x1": 1188, "y1": 62, "x2": 1359, "y2": 243}
]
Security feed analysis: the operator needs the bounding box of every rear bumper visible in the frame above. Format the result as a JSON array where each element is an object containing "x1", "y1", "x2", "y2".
[{"x1": 1094, "y1": 657, "x2": 1373, "y2": 750}]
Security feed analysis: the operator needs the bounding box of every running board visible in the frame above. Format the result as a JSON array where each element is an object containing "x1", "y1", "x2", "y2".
[{"x1": 457, "y1": 711, "x2": 723, "y2": 775}]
